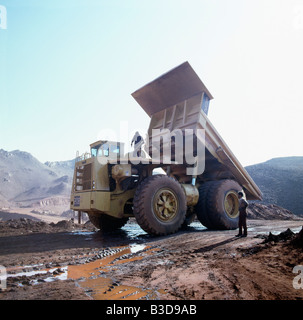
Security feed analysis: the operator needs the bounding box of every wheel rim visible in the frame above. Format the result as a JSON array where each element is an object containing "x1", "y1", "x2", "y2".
[
  {"x1": 153, "y1": 188, "x2": 178, "y2": 222},
  {"x1": 224, "y1": 191, "x2": 239, "y2": 218}
]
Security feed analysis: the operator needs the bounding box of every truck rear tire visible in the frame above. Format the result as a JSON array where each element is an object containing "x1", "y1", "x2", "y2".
[
  {"x1": 133, "y1": 175, "x2": 187, "y2": 236},
  {"x1": 88, "y1": 213, "x2": 129, "y2": 232},
  {"x1": 196, "y1": 179, "x2": 240, "y2": 230}
]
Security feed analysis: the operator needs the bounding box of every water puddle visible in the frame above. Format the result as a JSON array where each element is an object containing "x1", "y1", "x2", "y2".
[
  {"x1": 189, "y1": 221, "x2": 207, "y2": 231},
  {"x1": 130, "y1": 244, "x2": 146, "y2": 253},
  {"x1": 79, "y1": 277, "x2": 158, "y2": 300},
  {"x1": 7, "y1": 244, "x2": 165, "y2": 300},
  {"x1": 68, "y1": 245, "x2": 163, "y2": 300}
]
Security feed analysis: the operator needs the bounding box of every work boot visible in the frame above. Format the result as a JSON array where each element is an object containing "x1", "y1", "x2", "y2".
[{"x1": 235, "y1": 234, "x2": 242, "y2": 237}]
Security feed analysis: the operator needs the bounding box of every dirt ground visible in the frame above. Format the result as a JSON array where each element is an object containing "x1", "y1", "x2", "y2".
[{"x1": 0, "y1": 218, "x2": 303, "y2": 300}]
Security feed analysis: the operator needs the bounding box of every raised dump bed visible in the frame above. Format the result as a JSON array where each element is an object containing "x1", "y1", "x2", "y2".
[{"x1": 132, "y1": 61, "x2": 262, "y2": 201}]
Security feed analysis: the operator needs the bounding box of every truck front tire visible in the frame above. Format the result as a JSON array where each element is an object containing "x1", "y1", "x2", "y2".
[{"x1": 133, "y1": 175, "x2": 187, "y2": 236}]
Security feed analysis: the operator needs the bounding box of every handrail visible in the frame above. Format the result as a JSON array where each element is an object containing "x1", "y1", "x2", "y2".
[{"x1": 75, "y1": 151, "x2": 91, "y2": 162}]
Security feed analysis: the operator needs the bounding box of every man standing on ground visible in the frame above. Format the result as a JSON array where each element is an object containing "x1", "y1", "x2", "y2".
[{"x1": 236, "y1": 191, "x2": 248, "y2": 237}]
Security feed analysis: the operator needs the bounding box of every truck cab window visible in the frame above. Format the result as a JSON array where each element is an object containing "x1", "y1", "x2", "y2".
[
  {"x1": 101, "y1": 144, "x2": 109, "y2": 157},
  {"x1": 110, "y1": 145, "x2": 120, "y2": 154},
  {"x1": 91, "y1": 147, "x2": 98, "y2": 157}
]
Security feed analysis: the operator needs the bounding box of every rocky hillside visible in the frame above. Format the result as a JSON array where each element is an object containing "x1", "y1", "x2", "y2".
[
  {"x1": 245, "y1": 157, "x2": 303, "y2": 216},
  {"x1": 0, "y1": 149, "x2": 74, "y2": 208}
]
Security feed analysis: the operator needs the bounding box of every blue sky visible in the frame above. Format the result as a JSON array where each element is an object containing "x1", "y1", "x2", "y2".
[{"x1": 0, "y1": 0, "x2": 303, "y2": 166}]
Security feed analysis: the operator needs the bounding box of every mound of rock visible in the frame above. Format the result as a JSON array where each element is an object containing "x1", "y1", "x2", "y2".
[
  {"x1": 0, "y1": 217, "x2": 96, "y2": 236},
  {"x1": 258, "y1": 227, "x2": 303, "y2": 249},
  {"x1": 262, "y1": 228, "x2": 295, "y2": 243},
  {"x1": 247, "y1": 203, "x2": 301, "y2": 220},
  {"x1": 0, "y1": 218, "x2": 52, "y2": 233},
  {"x1": 292, "y1": 227, "x2": 303, "y2": 248},
  {"x1": 50, "y1": 220, "x2": 74, "y2": 230},
  {"x1": 0, "y1": 218, "x2": 76, "y2": 236}
]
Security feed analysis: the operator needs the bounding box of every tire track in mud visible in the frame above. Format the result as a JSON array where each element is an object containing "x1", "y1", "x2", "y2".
[
  {"x1": 3, "y1": 244, "x2": 166, "y2": 300},
  {"x1": 69, "y1": 245, "x2": 161, "y2": 300}
]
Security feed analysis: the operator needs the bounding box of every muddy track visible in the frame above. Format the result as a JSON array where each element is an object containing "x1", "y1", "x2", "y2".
[{"x1": 0, "y1": 219, "x2": 303, "y2": 300}]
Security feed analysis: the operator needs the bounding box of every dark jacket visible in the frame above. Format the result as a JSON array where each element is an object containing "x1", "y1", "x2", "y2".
[{"x1": 239, "y1": 198, "x2": 248, "y2": 214}]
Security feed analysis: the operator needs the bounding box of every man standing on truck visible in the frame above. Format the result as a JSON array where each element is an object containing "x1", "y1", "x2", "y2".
[
  {"x1": 131, "y1": 131, "x2": 144, "y2": 157},
  {"x1": 236, "y1": 191, "x2": 248, "y2": 237}
]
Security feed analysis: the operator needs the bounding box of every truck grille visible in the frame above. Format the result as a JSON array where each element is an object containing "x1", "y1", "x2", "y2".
[{"x1": 75, "y1": 163, "x2": 92, "y2": 191}]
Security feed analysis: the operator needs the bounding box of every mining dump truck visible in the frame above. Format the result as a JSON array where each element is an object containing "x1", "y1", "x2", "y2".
[{"x1": 70, "y1": 62, "x2": 262, "y2": 236}]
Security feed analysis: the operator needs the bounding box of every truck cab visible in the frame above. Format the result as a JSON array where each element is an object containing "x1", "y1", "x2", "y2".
[{"x1": 90, "y1": 140, "x2": 124, "y2": 160}]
